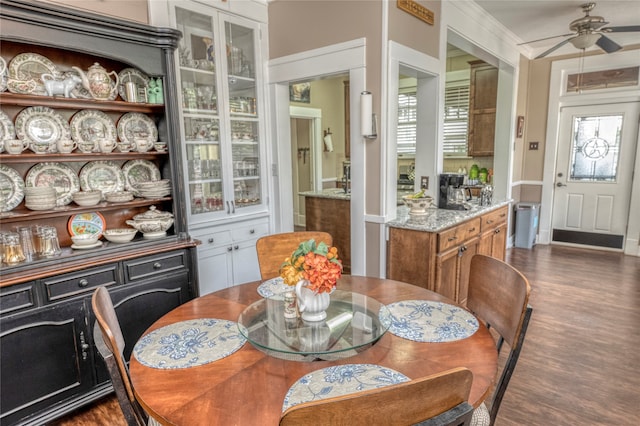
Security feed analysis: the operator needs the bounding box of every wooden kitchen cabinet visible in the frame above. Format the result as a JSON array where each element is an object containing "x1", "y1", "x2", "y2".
[
  {"x1": 478, "y1": 205, "x2": 508, "y2": 260},
  {"x1": 434, "y1": 218, "x2": 480, "y2": 304},
  {"x1": 305, "y1": 196, "x2": 351, "y2": 274},
  {"x1": 387, "y1": 205, "x2": 508, "y2": 304},
  {"x1": 467, "y1": 60, "x2": 498, "y2": 157}
]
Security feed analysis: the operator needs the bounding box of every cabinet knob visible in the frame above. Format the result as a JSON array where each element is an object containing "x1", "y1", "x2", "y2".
[
  {"x1": 486, "y1": 220, "x2": 494, "y2": 224},
  {"x1": 469, "y1": 227, "x2": 476, "y2": 232},
  {"x1": 153, "y1": 262, "x2": 162, "y2": 269},
  {"x1": 208, "y1": 237, "x2": 214, "y2": 244},
  {"x1": 227, "y1": 246, "x2": 233, "y2": 252},
  {"x1": 234, "y1": 245, "x2": 239, "y2": 250},
  {"x1": 78, "y1": 279, "x2": 89, "y2": 288},
  {"x1": 495, "y1": 228, "x2": 501, "y2": 234},
  {"x1": 249, "y1": 229, "x2": 255, "y2": 234},
  {"x1": 448, "y1": 236, "x2": 457, "y2": 242}
]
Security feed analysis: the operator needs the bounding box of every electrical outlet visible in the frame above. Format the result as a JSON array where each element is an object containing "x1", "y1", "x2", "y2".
[
  {"x1": 529, "y1": 141, "x2": 539, "y2": 150},
  {"x1": 421, "y1": 176, "x2": 429, "y2": 190}
]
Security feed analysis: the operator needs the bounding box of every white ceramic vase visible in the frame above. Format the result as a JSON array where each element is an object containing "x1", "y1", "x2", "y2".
[{"x1": 295, "y1": 279, "x2": 330, "y2": 322}]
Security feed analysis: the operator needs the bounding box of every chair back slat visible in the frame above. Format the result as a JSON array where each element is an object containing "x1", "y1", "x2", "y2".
[
  {"x1": 256, "y1": 231, "x2": 333, "y2": 280},
  {"x1": 92, "y1": 286, "x2": 145, "y2": 425},
  {"x1": 466, "y1": 254, "x2": 532, "y2": 426},
  {"x1": 467, "y1": 255, "x2": 531, "y2": 349},
  {"x1": 280, "y1": 367, "x2": 473, "y2": 426}
]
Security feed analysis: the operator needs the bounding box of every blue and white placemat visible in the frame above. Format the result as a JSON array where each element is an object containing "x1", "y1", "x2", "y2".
[
  {"x1": 380, "y1": 300, "x2": 479, "y2": 343},
  {"x1": 282, "y1": 364, "x2": 409, "y2": 412},
  {"x1": 257, "y1": 277, "x2": 290, "y2": 299},
  {"x1": 133, "y1": 318, "x2": 246, "y2": 369}
]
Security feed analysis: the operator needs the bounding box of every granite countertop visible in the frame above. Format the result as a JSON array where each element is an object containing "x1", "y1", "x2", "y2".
[
  {"x1": 299, "y1": 188, "x2": 351, "y2": 201},
  {"x1": 388, "y1": 199, "x2": 512, "y2": 233}
]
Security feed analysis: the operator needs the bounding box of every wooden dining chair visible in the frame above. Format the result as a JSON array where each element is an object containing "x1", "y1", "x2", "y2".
[
  {"x1": 92, "y1": 286, "x2": 161, "y2": 426},
  {"x1": 256, "y1": 231, "x2": 333, "y2": 280},
  {"x1": 465, "y1": 254, "x2": 533, "y2": 426},
  {"x1": 280, "y1": 367, "x2": 474, "y2": 426}
]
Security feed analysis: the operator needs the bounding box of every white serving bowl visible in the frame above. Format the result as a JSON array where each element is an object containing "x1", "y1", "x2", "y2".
[
  {"x1": 103, "y1": 228, "x2": 137, "y2": 243},
  {"x1": 71, "y1": 233, "x2": 100, "y2": 246},
  {"x1": 72, "y1": 190, "x2": 102, "y2": 207},
  {"x1": 402, "y1": 195, "x2": 434, "y2": 214}
]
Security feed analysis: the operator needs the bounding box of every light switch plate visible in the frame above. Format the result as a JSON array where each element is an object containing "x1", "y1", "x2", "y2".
[{"x1": 421, "y1": 176, "x2": 429, "y2": 190}]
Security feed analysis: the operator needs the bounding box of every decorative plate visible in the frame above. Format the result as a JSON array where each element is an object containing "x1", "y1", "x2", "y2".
[
  {"x1": 71, "y1": 241, "x2": 103, "y2": 250},
  {"x1": 0, "y1": 109, "x2": 16, "y2": 141},
  {"x1": 257, "y1": 277, "x2": 290, "y2": 300},
  {"x1": 68, "y1": 212, "x2": 106, "y2": 237},
  {"x1": 121, "y1": 159, "x2": 161, "y2": 192},
  {"x1": 7, "y1": 52, "x2": 59, "y2": 95},
  {"x1": 25, "y1": 162, "x2": 79, "y2": 206},
  {"x1": 0, "y1": 164, "x2": 25, "y2": 212},
  {"x1": 117, "y1": 68, "x2": 150, "y2": 102},
  {"x1": 133, "y1": 318, "x2": 247, "y2": 369},
  {"x1": 15, "y1": 106, "x2": 71, "y2": 146},
  {"x1": 70, "y1": 110, "x2": 117, "y2": 145},
  {"x1": 79, "y1": 161, "x2": 125, "y2": 197},
  {"x1": 381, "y1": 300, "x2": 479, "y2": 343},
  {"x1": 282, "y1": 364, "x2": 410, "y2": 412},
  {"x1": 116, "y1": 112, "x2": 158, "y2": 144},
  {"x1": 0, "y1": 57, "x2": 7, "y2": 92}
]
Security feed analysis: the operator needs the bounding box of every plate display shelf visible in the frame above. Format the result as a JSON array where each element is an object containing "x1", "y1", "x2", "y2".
[{"x1": 0, "y1": 47, "x2": 177, "y2": 251}]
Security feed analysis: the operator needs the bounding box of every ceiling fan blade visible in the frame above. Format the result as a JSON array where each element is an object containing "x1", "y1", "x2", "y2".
[
  {"x1": 601, "y1": 25, "x2": 640, "y2": 33},
  {"x1": 535, "y1": 38, "x2": 572, "y2": 59},
  {"x1": 518, "y1": 33, "x2": 574, "y2": 45},
  {"x1": 596, "y1": 35, "x2": 623, "y2": 53}
]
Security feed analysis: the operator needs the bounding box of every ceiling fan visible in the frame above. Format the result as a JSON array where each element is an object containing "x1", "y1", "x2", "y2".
[{"x1": 521, "y1": 2, "x2": 640, "y2": 59}]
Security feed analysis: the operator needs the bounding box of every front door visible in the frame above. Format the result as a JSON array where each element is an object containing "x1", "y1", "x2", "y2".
[{"x1": 552, "y1": 102, "x2": 639, "y2": 250}]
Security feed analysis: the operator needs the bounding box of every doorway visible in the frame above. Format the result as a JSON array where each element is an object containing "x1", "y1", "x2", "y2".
[
  {"x1": 552, "y1": 102, "x2": 639, "y2": 250},
  {"x1": 289, "y1": 106, "x2": 323, "y2": 228}
]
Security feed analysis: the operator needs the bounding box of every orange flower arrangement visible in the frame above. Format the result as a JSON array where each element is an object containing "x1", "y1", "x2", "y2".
[{"x1": 280, "y1": 239, "x2": 342, "y2": 294}]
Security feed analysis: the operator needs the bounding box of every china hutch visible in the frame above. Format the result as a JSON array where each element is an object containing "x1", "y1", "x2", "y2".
[
  {"x1": 0, "y1": 1, "x2": 199, "y2": 425},
  {"x1": 156, "y1": 0, "x2": 270, "y2": 295}
]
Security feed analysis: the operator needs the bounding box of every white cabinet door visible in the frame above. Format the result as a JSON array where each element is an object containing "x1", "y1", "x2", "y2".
[
  {"x1": 198, "y1": 244, "x2": 233, "y2": 295},
  {"x1": 232, "y1": 238, "x2": 261, "y2": 285}
]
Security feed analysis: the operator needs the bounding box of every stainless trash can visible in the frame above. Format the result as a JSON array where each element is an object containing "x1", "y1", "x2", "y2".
[{"x1": 515, "y1": 203, "x2": 540, "y2": 249}]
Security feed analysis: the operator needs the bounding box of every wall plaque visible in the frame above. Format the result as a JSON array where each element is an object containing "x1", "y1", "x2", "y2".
[{"x1": 397, "y1": 0, "x2": 434, "y2": 25}]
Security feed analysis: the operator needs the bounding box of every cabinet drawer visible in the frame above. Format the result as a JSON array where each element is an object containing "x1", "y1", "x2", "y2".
[
  {"x1": 438, "y1": 218, "x2": 481, "y2": 252},
  {"x1": 231, "y1": 222, "x2": 269, "y2": 242},
  {"x1": 192, "y1": 229, "x2": 232, "y2": 250},
  {"x1": 1, "y1": 282, "x2": 39, "y2": 315},
  {"x1": 481, "y1": 206, "x2": 508, "y2": 232},
  {"x1": 43, "y1": 266, "x2": 118, "y2": 302},
  {"x1": 124, "y1": 250, "x2": 188, "y2": 282}
]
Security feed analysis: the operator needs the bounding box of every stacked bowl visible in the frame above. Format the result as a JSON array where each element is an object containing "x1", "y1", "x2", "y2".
[
  {"x1": 133, "y1": 180, "x2": 172, "y2": 199},
  {"x1": 72, "y1": 190, "x2": 102, "y2": 207},
  {"x1": 105, "y1": 191, "x2": 134, "y2": 203},
  {"x1": 24, "y1": 187, "x2": 57, "y2": 210}
]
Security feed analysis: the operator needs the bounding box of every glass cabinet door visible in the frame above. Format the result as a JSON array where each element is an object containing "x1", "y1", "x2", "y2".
[
  {"x1": 176, "y1": 7, "x2": 224, "y2": 215},
  {"x1": 224, "y1": 19, "x2": 261, "y2": 211},
  {"x1": 174, "y1": 5, "x2": 264, "y2": 221}
]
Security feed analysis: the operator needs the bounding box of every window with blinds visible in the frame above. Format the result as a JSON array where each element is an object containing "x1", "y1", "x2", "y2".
[
  {"x1": 397, "y1": 91, "x2": 417, "y2": 154},
  {"x1": 443, "y1": 81, "x2": 470, "y2": 157}
]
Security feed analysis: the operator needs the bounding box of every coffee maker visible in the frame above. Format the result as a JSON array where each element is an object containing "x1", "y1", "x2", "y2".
[{"x1": 438, "y1": 173, "x2": 466, "y2": 210}]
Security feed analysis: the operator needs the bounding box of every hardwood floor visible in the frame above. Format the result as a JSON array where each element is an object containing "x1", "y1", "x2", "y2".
[
  {"x1": 498, "y1": 245, "x2": 640, "y2": 425},
  {"x1": 49, "y1": 245, "x2": 640, "y2": 425}
]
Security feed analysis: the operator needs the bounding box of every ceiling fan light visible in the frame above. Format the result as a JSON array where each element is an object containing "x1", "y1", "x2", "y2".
[{"x1": 569, "y1": 33, "x2": 602, "y2": 49}]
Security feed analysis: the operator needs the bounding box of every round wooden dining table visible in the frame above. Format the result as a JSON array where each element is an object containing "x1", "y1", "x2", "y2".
[{"x1": 129, "y1": 276, "x2": 498, "y2": 425}]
